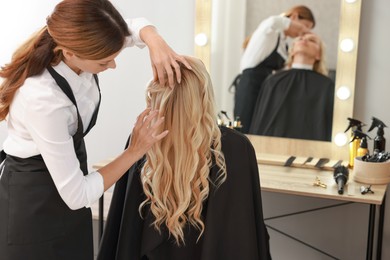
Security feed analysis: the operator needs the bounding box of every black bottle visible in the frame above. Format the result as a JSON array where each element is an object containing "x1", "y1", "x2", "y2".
[
  {"x1": 374, "y1": 124, "x2": 386, "y2": 152},
  {"x1": 368, "y1": 117, "x2": 387, "y2": 153}
]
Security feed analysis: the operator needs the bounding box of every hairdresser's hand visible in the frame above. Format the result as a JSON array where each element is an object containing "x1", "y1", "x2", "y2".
[
  {"x1": 286, "y1": 20, "x2": 311, "y2": 38},
  {"x1": 127, "y1": 108, "x2": 168, "y2": 159},
  {"x1": 140, "y1": 26, "x2": 192, "y2": 88}
]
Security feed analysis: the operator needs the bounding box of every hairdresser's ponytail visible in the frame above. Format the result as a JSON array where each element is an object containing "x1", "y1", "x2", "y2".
[{"x1": 0, "y1": 27, "x2": 57, "y2": 120}]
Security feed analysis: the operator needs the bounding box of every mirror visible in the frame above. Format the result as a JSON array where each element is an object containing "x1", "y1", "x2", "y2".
[{"x1": 195, "y1": 0, "x2": 361, "y2": 160}]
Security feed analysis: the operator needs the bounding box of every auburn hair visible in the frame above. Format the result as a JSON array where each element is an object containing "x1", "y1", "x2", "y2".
[
  {"x1": 0, "y1": 0, "x2": 130, "y2": 120},
  {"x1": 282, "y1": 5, "x2": 316, "y2": 28}
]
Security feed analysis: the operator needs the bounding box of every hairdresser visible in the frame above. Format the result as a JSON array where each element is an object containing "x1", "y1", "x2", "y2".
[
  {"x1": 0, "y1": 0, "x2": 190, "y2": 259},
  {"x1": 232, "y1": 5, "x2": 315, "y2": 133}
]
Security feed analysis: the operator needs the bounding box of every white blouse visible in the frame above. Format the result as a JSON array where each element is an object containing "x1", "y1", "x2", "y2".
[
  {"x1": 3, "y1": 17, "x2": 152, "y2": 210},
  {"x1": 240, "y1": 15, "x2": 291, "y2": 72}
]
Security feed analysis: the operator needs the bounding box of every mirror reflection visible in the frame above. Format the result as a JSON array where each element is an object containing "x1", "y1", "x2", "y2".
[
  {"x1": 249, "y1": 32, "x2": 335, "y2": 141},
  {"x1": 230, "y1": 1, "x2": 340, "y2": 140},
  {"x1": 197, "y1": 0, "x2": 361, "y2": 160}
]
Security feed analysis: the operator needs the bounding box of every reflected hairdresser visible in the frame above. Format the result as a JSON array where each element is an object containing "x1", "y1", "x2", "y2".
[{"x1": 231, "y1": 5, "x2": 315, "y2": 133}]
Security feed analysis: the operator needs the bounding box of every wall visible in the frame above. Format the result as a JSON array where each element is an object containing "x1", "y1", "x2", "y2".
[
  {"x1": 355, "y1": 0, "x2": 390, "y2": 258},
  {"x1": 1, "y1": 0, "x2": 390, "y2": 259}
]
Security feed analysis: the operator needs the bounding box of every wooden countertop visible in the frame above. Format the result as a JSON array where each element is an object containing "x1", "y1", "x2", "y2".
[
  {"x1": 258, "y1": 163, "x2": 386, "y2": 205},
  {"x1": 91, "y1": 156, "x2": 387, "y2": 220}
]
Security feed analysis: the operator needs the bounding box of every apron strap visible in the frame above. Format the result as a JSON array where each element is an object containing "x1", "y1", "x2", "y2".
[
  {"x1": 46, "y1": 67, "x2": 101, "y2": 137},
  {"x1": 46, "y1": 66, "x2": 100, "y2": 175}
]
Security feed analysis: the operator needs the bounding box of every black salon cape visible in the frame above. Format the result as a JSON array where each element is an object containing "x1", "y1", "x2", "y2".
[
  {"x1": 97, "y1": 126, "x2": 271, "y2": 260},
  {"x1": 249, "y1": 69, "x2": 334, "y2": 141}
]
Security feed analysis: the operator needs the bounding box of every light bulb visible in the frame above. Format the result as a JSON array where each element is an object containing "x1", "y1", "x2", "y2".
[
  {"x1": 195, "y1": 33, "x2": 208, "y2": 46},
  {"x1": 340, "y1": 38, "x2": 354, "y2": 52},
  {"x1": 335, "y1": 132, "x2": 348, "y2": 147},
  {"x1": 336, "y1": 86, "x2": 351, "y2": 100}
]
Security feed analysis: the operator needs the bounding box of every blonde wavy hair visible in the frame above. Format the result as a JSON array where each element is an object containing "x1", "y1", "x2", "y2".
[
  {"x1": 140, "y1": 56, "x2": 227, "y2": 245},
  {"x1": 285, "y1": 33, "x2": 329, "y2": 76}
]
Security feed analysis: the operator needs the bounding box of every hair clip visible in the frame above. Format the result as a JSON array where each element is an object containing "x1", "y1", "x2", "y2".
[
  {"x1": 360, "y1": 185, "x2": 374, "y2": 195},
  {"x1": 313, "y1": 177, "x2": 327, "y2": 188}
]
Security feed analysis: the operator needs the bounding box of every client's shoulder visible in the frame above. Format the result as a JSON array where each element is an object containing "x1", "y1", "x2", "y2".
[{"x1": 219, "y1": 126, "x2": 253, "y2": 149}]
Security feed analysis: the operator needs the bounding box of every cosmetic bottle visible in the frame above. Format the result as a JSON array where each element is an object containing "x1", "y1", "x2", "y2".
[
  {"x1": 220, "y1": 111, "x2": 232, "y2": 128},
  {"x1": 217, "y1": 113, "x2": 223, "y2": 126},
  {"x1": 374, "y1": 125, "x2": 386, "y2": 152},
  {"x1": 368, "y1": 117, "x2": 387, "y2": 153},
  {"x1": 345, "y1": 118, "x2": 365, "y2": 168},
  {"x1": 356, "y1": 135, "x2": 370, "y2": 158},
  {"x1": 233, "y1": 117, "x2": 242, "y2": 132},
  {"x1": 354, "y1": 130, "x2": 371, "y2": 158}
]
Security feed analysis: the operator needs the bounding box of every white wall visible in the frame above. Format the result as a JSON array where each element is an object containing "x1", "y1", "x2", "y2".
[
  {"x1": 1, "y1": 0, "x2": 390, "y2": 259},
  {"x1": 355, "y1": 0, "x2": 390, "y2": 258}
]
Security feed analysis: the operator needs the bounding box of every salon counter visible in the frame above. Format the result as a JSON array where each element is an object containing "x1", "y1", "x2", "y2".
[
  {"x1": 256, "y1": 161, "x2": 387, "y2": 260},
  {"x1": 91, "y1": 161, "x2": 386, "y2": 217},
  {"x1": 258, "y1": 163, "x2": 387, "y2": 205}
]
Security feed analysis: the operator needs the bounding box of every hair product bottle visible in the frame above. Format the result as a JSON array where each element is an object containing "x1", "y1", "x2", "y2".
[
  {"x1": 368, "y1": 117, "x2": 387, "y2": 153},
  {"x1": 345, "y1": 118, "x2": 365, "y2": 168},
  {"x1": 356, "y1": 133, "x2": 370, "y2": 158}
]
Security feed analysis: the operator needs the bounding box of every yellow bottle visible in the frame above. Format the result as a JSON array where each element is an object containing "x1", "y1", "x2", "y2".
[
  {"x1": 349, "y1": 136, "x2": 360, "y2": 168},
  {"x1": 345, "y1": 118, "x2": 364, "y2": 168},
  {"x1": 356, "y1": 136, "x2": 369, "y2": 158}
]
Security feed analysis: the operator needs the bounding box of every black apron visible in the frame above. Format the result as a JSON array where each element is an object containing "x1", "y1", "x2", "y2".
[
  {"x1": 232, "y1": 36, "x2": 285, "y2": 133},
  {"x1": 0, "y1": 67, "x2": 101, "y2": 260}
]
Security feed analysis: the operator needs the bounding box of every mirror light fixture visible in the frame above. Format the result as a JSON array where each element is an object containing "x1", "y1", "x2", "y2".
[
  {"x1": 336, "y1": 86, "x2": 351, "y2": 100},
  {"x1": 334, "y1": 132, "x2": 349, "y2": 147},
  {"x1": 340, "y1": 38, "x2": 354, "y2": 52},
  {"x1": 195, "y1": 33, "x2": 208, "y2": 46},
  {"x1": 345, "y1": 0, "x2": 357, "y2": 3}
]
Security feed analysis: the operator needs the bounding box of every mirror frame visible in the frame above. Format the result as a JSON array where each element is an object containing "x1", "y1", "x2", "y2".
[{"x1": 195, "y1": 0, "x2": 361, "y2": 161}]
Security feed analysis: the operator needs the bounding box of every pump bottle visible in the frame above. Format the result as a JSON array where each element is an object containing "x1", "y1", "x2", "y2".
[
  {"x1": 368, "y1": 117, "x2": 387, "y2": 153},
  {"x1": 345, "y1": 118, "x2": 365, "y2": 168},
  {"x1": 374, "y1": 125, "x2": 386, "y2": 152},
  {"x1": 357, "y1": 135, "x2": 370, "y2": 157},
  {"x1": 353, "y1": 130, "x2": 371, "y2": 158}
]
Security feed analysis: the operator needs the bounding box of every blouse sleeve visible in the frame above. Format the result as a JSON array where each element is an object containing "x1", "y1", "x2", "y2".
[
  {"x1": 124, "y1": 17, "x2": 154, "y2": 48},
  {"x1": 240, "y1": 15, "x2": 290, "y2": 71}
]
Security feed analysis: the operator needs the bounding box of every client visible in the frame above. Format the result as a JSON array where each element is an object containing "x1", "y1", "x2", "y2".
[
  {"x1": 97, "y1": 56, "x2": 272, "y2": 260},
  {"x1": 249, "y1": 32, "x2": 334, "y2": 141}
]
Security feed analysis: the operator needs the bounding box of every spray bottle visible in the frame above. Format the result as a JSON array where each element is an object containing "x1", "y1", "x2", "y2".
[
  {"x1": 368, "y1": 117, "x2": 387, "y2": 153},
  {"x1": 353, "y1": 130, "x2": 371, "y2": 157},
  {"x1": 345, "y1": 117, "x2": 365, "y2": 168},
  {"x1": 220, "y1": 111, "x2": 233, "y2": 128}
]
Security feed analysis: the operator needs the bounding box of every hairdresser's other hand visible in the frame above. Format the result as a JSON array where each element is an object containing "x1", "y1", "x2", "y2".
[
  {"x1": 286, "y1": 20, "x2": 311, "y2": 38},
  {"x1": 140, "y1": 26, "x2": 191, "y2": 88},
  {"x1": 127, "y1": 108, "x2": 168, "y2": 159}
]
